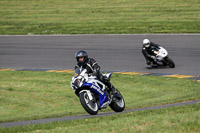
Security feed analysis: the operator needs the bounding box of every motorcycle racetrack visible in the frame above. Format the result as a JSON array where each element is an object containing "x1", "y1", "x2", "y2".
[
  {"x1": 0, "y1": 34, "x2": 200, "y2": 127},
  {"x1": 0, "y1": 34, "x2": 200, "y2": 76}
]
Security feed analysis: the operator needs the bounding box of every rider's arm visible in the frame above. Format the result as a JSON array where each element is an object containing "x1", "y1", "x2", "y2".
[
  {"x1": 142, "y1": 47, "x2": 152, "y2": 58},
  {"x1": 75, "y1": 64, "x2": 79, "y2": 69},
  {"x1": 89, "y1": 58, "x2": 101, "y2": 76}
]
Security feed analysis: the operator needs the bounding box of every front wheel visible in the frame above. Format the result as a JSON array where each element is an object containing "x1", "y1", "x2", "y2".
[
  {"x1": 79, "y1": 91, "x2": 98, "y2": 115},
  {"x1": 109, "y1": 90, "x2": 125, "y2": 112},
  {"x1": 164, "y1": 57, "x2": 175, "y2": 68}
]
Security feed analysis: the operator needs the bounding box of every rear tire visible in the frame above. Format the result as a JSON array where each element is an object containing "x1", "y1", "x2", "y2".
[
  {"x1": 79, "y1": 91, "x2": 98, "y2": 115},
  {"x1": 109, "y1": 90, "x2": 125, "y2": 112}
]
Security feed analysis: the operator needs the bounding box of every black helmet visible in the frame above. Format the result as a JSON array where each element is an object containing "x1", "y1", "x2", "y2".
[{"x1": 75, "y1": 50, "x2": 88, "y2": 65}]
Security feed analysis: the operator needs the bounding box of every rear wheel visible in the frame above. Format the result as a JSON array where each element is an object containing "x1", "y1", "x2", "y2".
[
  {"x1": 109, "y1": 90, "x2": 125, "y2": 112},
  {"x1": 79, "y1": 91, "x2": 98, "y2": 115}
]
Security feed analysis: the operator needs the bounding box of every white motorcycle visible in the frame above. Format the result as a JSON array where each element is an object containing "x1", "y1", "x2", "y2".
[
  {"x1": 71, "y1": 68, "x2": 125, "y2": 115},
  {"x1": 152, "y1": 46, "x2": 175, "y2": 68}
]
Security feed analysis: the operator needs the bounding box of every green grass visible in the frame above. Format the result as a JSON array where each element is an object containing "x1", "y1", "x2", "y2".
[
  {"x1": 0, "y1": 0, "x2": 200, "y2": 35},
  {"x1": 0, "y1": 71, "x2": 199, "y2": 123},
  {"x1": 0, "y1": 104, "x2": 200, "y2": 133}
]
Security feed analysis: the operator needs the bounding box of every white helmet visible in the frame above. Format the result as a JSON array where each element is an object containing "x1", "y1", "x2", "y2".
[{"x1": 143, "y1": 39, "x2": 150, "y2": 47}]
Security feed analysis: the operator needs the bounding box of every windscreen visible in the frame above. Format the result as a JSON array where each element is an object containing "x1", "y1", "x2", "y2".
[{"x1": 74, "y1": 68, "x2": 81, "y2": 78}]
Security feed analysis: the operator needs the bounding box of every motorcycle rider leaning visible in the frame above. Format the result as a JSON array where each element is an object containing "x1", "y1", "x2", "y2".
[
  {"x1": 74, "y1": 50, "x2": 118, "y2": 98},
  {"x1": 141, "y1": 39, "x2": 160, "y2": 66}
]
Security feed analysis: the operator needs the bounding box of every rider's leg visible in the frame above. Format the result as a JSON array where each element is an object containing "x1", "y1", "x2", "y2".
[
  {"x1": 146, "y1": 59, "x2": 151, "y2": 65},
  {"x1": 146, "y1": 57, "x2": 157, "y2": 67},
  {"x1": 98, "y1": 74, "x2": 117, "y2": 94}
]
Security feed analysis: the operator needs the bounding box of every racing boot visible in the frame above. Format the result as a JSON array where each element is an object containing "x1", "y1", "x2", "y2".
[
  {"x1": 104, "y1": 89, "x2": 111, "y2": 101},
  {"x1": 107, "y1": 83, "x2": 121, "y2": 99},
  {"x1": 150, "y1": 61, "x2": 158, "y2": 68}
]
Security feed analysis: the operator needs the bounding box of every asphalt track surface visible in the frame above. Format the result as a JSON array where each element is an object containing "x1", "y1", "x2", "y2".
[
  {"x1": 0, "y1": 34, "x2": 200, "y2": 75},
  {"x1": 0, "y1": 34, "x2": 200, "y2": 127}
]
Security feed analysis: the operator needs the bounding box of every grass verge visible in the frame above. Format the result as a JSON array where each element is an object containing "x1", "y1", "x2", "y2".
[
  {"x1": 0, "y1": 71, "x2": 199, "y2": 123},
  {"x1": 0, "y1": 104, "x2": 200, "y2": 133},
  {"x1": 0, "y1": 0, "x2": 200, "y2": 34}
]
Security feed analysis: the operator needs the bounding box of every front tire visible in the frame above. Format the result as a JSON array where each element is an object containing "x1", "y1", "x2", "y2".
[
  {"x1": 109, "y1": 90, "x2": 125, "y2": 112},
  {"x1": 165, "y1": 57, "x2": 175, "y2": 68},
  {"x1": 79, "y1": 91, "x2": 98, "y2": 115}
]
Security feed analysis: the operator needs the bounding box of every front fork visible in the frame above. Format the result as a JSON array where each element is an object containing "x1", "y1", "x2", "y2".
[{"x1": 162, "y1": 57, "x2": 168, "y2": 65}]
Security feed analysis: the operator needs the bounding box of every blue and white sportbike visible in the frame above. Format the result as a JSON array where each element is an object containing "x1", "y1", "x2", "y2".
[{"x1": 71, "y1": 68, "x2": 125, "y2": 115}]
